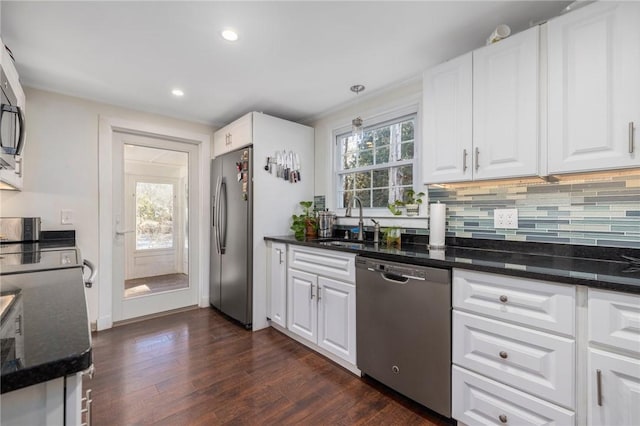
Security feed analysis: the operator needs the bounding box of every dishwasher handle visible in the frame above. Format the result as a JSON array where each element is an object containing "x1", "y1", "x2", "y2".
[{"x1": 380, "y1": 272, "x2": 409, "y2": 284}]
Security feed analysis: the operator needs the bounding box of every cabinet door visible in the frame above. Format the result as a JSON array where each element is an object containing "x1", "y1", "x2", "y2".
[
  {"x1": 548, "y1": 2, "x2": 640, "y2": 173},
  {"x1": 589, "y1": 288, "x2": 640, "y2": 356},
  {"x1": 212, "y1": 125, "x2": 231, "y2": 157},
  {"x1": 422, "y1": 52, "x2": 473, "y2": 184},
  {"x1": 473, "y1": 26, "x2": 539, "y2": 180},
  {"x1": 269, "y1": 243, "x2": 287, "y2": 328},
  {"x1": 317, "y1": 276, "x2": 356, "y2": 364},
  {"x1": 287, "y1": 268, "x2": 317, "y2": 344},
  {"x1": 588, "y1": 348, "x2": 640, "y2": 426},
  {"x1": 227, "y1": 112, "x2": 253, "y2": 150}
]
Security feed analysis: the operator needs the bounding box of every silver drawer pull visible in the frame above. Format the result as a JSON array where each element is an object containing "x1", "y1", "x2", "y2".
[
  {"x1": 463, "y1": 149, "x2": 468, "y2": 172},
  {"x1": 596, "y1": 369, "x2": 603, "y2": 406},
  {"x1": 499, "y1": 414, "x2": 508, "y2": 423},
  {"x1": 630, "y1": 122, "x2": 635, "y2": 154},
  {"x1": 499, "y1": 295, "x2": 508, "y2": 303},
  {"x1": 499, "y1": 351, "x2": 508, "y2": 359}
]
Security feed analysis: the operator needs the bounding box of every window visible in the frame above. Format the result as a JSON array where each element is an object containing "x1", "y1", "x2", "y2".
[
  {"x1": 135, "y1": 181, "x2": 175, "y2": 250},
  {"x1": 335, "y1": 113, "x2": 417, "y2": 209}
]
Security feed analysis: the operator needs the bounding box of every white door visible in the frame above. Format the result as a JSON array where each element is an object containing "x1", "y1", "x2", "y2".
[
  {"x1": 287, "y1": 268, "x2": 317, "y2": 343},
  {"x1": 473, "y1": 26, "x2": 539, "y2": 180},
  {"x1": 317, "y1": 276, "x2": 356, "y2": 364},
  {"x1": 588, "y1": 348, "x2": 640, "y2": 426},
  {"x1": 269, "y1": 243, "x2": 287, "y2": 328},
  {"x1": 548, "y1": 2, "x2": 640, "y2": 174},
  {"x1": 422, "y1": 52, "x2": 473, "y2": 184},
  {"x1": 112, "y1": 132, "x2": 199, "y2": 321}
]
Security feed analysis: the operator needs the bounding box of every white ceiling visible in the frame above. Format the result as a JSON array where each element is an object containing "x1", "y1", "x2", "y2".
[{"x1": 1, "y1": 1, "x2": 570, "y2": 127}]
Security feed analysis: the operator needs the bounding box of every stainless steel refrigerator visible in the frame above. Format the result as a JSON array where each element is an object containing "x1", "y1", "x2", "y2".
[{"x1": 210, "y1": 147, "x2": 253, "y2": 327}]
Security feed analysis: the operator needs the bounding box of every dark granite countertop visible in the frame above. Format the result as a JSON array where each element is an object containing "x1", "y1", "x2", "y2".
[
  {"x1": 1, "y1": 267, "x2": 92, "y2": 393},
  {"x1": 265, "y1": 235, "x2": 640, "y2": 294}
]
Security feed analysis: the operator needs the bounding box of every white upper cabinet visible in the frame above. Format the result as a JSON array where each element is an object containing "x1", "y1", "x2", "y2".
[
  {"x1": 473, "y1": 26, "x2": 539, "y2": 180},
  {"x1": 213, "y1": 112, "x2": 253, "y2": 157},
  {"x1": 548, "y1": 2, "x2": 640, "y2": 174},
  {"x1": 423, "y1": 52, "x2": 473, "y2": 183},
  {"x1": 423, "y1": 25, "x2": 540, "y2": 184}
]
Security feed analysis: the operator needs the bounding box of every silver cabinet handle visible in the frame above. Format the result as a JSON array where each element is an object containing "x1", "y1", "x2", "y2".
[
  {"x1": 500, "y1": 295, "x2": 508, "y2": 303},
  {"x1": 499, "y1": 351, "x2": 508, "y2": 359},
  {"x1": 278, "y1": 249, "x2": 284, "y2": 264},
  {"x1": 15, "y1": 314, "x2": 22, "y2": 335},
  {"x1": 310, "y1": 283, "x2": 314, "y2": 300},
  {"x1": 317, "y1": 286, "x2": 322, "y2": 300},
  {"x1": 475, "y1": 147, "x2": 480, "y2": 171},
  {"x1": 596, "y1": 369, "x2": 603, "y2": 406},
  {"x1": 463, "y1": 149, "x2": 468, "y2": 172},
  {"x1": 499, "y1": 414, "x2": 508, "y2": 423},
  {"x1": 630, "y1": 122, "x2": 635, "y2": 154}
]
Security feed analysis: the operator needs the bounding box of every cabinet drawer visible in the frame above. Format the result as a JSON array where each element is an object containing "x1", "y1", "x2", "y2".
[
  {"x1": 452, "y1": 366, "x2": 575, "y2": 426},
  {"x1": 288, "y1": 246, "x2": 355, "y2": 283},
  {"x1": 589, "y1": 289, "x2": 640, "y2": 356},
  {"x1": 453, "y1": 269, "x2": 575, "y2": 337},
  {"x1": 453, "y1": 311, "x2": 575, "y2": 409}
]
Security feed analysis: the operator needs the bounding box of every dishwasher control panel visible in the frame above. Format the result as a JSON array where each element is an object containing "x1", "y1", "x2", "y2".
[{"x1": 356, "y1": 257, "x2": 435, "y2": 280}]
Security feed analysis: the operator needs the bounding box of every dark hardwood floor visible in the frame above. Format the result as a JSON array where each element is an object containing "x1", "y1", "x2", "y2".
[{"x1": 88, "y1": 308, "x2": 452, "y2": 425}]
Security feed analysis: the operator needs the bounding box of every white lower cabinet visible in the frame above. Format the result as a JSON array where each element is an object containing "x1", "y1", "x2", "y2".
[
  {"x1": 1, "y1": 369, "x2": 92, "y2": 426},
  {"x1": 452, "y1": 269, "x2": 576, "y2": 425},
  {"x1": 453, "y1": 366, "x2": 575, "y2": 426},
  {"x1": 285, "y1": 246, "x2": 357, "y2": 367},
  {"x1": 317, "y1": 276, "x2": 356, "y2": 364},
  {"x1": 587, "y1": 289, "x2": 640, "y2": 426},
  {"x1": 268, "y1": 242, "x2": 287, "y2": 328},
  {"x1": 587, "y1": 348, "x2": 640, "y2": 426}
]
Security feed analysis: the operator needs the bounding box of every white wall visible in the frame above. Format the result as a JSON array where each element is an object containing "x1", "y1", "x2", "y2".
[
  {"x1": 309, "y1": 78, "x2": 429, "y2": 229},
  {"x1": 0, "y1": 88, "x2": 214, "y2": 324}
]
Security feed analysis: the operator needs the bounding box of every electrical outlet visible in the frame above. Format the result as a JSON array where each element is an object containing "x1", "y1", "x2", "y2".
[
  {"x1": 494, "y1": 208, "x2": 518, "y2": 229},
  {"x1": 61, "y1": 209, "x2": 74, "y2": 225}
]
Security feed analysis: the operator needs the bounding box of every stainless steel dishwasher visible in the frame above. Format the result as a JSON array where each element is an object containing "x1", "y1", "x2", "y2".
[{"x1": 356, "y1": 256, "x2": 451, "y2": 418}]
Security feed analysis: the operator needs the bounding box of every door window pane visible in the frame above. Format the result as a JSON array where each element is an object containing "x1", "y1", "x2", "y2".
[{"x1": 136, "y1": 182, "x2": 174, "y2": 250}]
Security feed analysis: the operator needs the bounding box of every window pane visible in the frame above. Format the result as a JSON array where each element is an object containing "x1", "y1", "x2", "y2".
[
  {"x1": 372, "y1": 188, "x2": 389, "y2": 207},
  {"x1": 136, "y1": 182, "x2": 174, "y2": 250},
  {"x1": 375, "y1": 146, "x2": 389, "y2": 164},
  {"x1": 341, "y1": 191, "x2": 354, "y2": 208},
  {"x1": 355, "y1": 171, "x2": 371, "y2": 189},
  {"x1": 400, "y1": 142, "x2": 414, "y2": 160},
  {"x1": 355, "y1": 190, "x2": 371, "y2": 207},
  {"x1": 343, "y1": 152, "x2": 356, "y2": 170},
  {"x1": 341, "y1": 173, "x2": 354, "y2": 191},
  {"x1": 398, "y1": 165, "x2": 413, "y2": 186},
  {"x1": 373, "y1": 127, "x2": 390, "y2": 147},
  {"x1": 401, "y1": 120, "x2": 414, "y2": 141},
  {"x1": 372, "y1": 169, "x2": 389, "y2": 188},
  {"x1": 357, "y1": 149, "x2": 374, "y2": 167}
]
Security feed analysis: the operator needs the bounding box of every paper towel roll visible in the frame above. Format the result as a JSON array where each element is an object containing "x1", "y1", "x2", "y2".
[{"x1": 429, "y1": 202, "x2": 446, "y2": 248}]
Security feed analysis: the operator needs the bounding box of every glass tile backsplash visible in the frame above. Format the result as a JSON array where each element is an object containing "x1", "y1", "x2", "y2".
[{"x1": 427, "y1": 171, "x2": 640, "y2": 248}]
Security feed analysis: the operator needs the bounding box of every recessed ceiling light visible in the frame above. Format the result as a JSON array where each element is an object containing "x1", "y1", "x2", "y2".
[
  {"x1": 171, "y1": 89, "x2": 184, "y2": 97},
  {"x1": 221, "y1": 29, "x2": 238, "y2": 42}
]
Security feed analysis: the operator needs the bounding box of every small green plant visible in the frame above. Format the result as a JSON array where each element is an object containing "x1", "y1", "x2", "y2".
[
  {"x1": 291, "y1": 201, "x2": 317, "y2": 241},
  {"x1": 387, "y1": 201, "x2": 403, "y2": 216},
  {"x1": 404, "y1": 189, "x2": 426, "y2": 205}
]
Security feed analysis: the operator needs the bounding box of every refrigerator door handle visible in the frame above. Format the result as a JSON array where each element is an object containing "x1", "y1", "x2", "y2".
[
  {"x1": 220, "y1": 179, "x2": 228, "y2": 254},
  {"x1": 214, "y1": 176, "x2": 222, "y2": 255}
]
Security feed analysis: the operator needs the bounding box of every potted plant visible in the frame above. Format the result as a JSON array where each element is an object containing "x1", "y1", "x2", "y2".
[
  {"x1": 387, "y1": 201, "x2": 403, "y2": 216},
  {"x1": 291, "y1": 201, "x2": 317, "y2": 241},
  {"x1": 403, "y1": 189, "x2": 425, "y2": 216}
]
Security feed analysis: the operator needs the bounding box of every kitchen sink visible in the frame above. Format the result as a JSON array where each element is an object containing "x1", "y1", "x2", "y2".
[{"x1": 313, "y1": 238, "x2": 374, "y2": 249}]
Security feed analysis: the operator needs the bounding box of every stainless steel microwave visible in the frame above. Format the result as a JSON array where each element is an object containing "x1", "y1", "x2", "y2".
[{"x1": 0, "y1": 64, "x2": 25, "y2": 168}]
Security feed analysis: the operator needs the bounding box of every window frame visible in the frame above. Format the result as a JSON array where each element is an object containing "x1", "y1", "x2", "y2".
[
  {"x1": 131, "y1": 176, "x2": 179, "y2": 253},
  {"x1": 332, "y1": 103, "x2": 422, "y2": 217}
]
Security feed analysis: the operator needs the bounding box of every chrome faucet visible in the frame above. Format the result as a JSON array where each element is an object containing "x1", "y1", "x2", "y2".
[
  {"x1": 371, "y1": 218, "x2": 380, "y2": 244},
  {"x1": 345, "y1": 196, "x2": 364, "y2": 241}
]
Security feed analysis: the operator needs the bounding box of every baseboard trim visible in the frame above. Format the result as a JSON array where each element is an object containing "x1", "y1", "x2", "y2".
[{"x1": 111, "y1": 305, "x2": 200, "y2": 328}]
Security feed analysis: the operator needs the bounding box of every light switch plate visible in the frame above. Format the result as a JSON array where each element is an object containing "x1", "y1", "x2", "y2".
[
  {"x1": 61, "y1": 209, "x2": 74, "y2": 225},
  {"x1": 494, "y1": 208, "x2": 518, "y2": 229}
]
